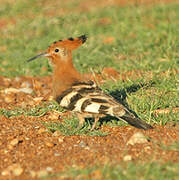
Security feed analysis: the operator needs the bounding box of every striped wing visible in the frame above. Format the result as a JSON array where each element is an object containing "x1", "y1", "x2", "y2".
[{"x1": 56, "y1": 81, "x2": 123, "y2": 115}]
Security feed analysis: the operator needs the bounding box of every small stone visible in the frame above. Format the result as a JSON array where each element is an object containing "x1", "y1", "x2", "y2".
[
  {"x1": 2, "y1": 164, "x2": 23, "y2": 176},
  {"x1": 45, "y1": 142, "x2": 54, "y2": 147},
  {"x1": 21, "y1": 81, "x2": 31, "y2": 88},
  {"x1": 1, "y1": 169, "x2": 10, "y2": 176},
  {"x1": 34, "y1": 126, "x2": 40, "y2": 129},
  {"x1": 4, "y1": 150, "x2": 8, "y2": 154},
  {"x1": 79, "y1": 141, "x2": 86, "y2": 148},
  {"x1": 52, "y1": 131, "x2": 62, "y2": 137},
  {"x1": 46, "y1": 167, "x2": 53, "y2": 172},
  {"x1": 19, "y1": 88, "x2": 33, "y2": 94},
  {"x1": 15, "y1": 77, "x2": 21, "y2": 82},
  {"x1": 38, "y1": 128, "x2": 46, "y2": 134},
  {"x1": 54, "y1": 153, "x2": 60, "y2": 156},
  {"x1": 12, "y1": 166, "x2": 23, "y2": 176},
  {"x1": 58, "y1": 137, "x2": 64, "y2": 143},
  {"x1": 48, "y1": 96, "x2": 54, "y2": 101},
  {"x1": 85, "y1": 146, "x2": 90, "y2": 150},
  {"x1": 7, "y1": 145, "x2": 14, "y2": 150},
  {"x1": 20, "y1": 102, "x2": 28, "y2": 108},
  {"x1": 4, "y1": 96, "x2": 14, "y2": 103},
  {"x1": 10, "y1": 138, "x2": 19, "y2": 146},
  {"x1": 4, "y1": 158, "x2": 8, "y2": 162},
  {"x1": 4, "y1": 88, "x2": 19, "y2": 94},
  {"x1": 123, "y1": 155, "x2": 132, "y2": 161},
  {"x1": 33, "y1": 97, "x2": 44, "y2": 103},
  {"x1": 127, "y1": 132, "x2": 148, "y2": 145},
  {"x1": 144, "y1": 146, "x2": 151, "y2": 152},
  {"x1": 0, "y1": 141, "x2": 3, "y2": 146},
  {"x1": 37, "y1": 170, "x2": 48, "y2": 178},
  {"x1": 29, "y1": 170, "x2": 36, "y2": 178}
]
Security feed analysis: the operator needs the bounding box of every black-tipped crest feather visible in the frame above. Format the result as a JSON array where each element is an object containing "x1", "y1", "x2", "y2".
[{"x1": 78, "y1": 35, "x2": 87, "y2": 43}]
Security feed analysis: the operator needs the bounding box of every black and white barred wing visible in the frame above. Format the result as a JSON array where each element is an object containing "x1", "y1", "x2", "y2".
[
  {"x1": 56, "y1": 80, "x2": 125, "y2": 116},
  {"x1": 56, "y1": 80, "x2": 153, "y2": 130}
]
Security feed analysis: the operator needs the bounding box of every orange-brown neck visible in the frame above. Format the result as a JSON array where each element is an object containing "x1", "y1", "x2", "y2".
[{"x1": 52, "y1": 57, "x2": 83, "y2": 99}]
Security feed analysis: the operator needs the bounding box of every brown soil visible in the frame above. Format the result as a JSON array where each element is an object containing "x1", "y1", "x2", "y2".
[
  {"x1": 0, "y1": 0, "x2": 178, "y2": 179},
  {"x1": 0, "y1": 70, "x2": 179, "y2": 179}
]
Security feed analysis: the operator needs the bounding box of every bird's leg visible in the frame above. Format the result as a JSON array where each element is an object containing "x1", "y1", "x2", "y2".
[
  {"x1": 91, "y1": 116, "x2": 100, "y2": 131},
  {"x1": 76, "y1": 113, "x2": 85, "y2": 129}
]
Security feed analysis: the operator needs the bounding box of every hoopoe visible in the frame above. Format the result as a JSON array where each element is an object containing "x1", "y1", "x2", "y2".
[{"x1": 27, "y1": 35, "x2": 153, "y2": 130}]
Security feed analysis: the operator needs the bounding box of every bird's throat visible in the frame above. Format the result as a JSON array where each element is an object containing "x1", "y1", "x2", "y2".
[{"x1": 52, "y1": 60, "x2": 83, "y2": 99}]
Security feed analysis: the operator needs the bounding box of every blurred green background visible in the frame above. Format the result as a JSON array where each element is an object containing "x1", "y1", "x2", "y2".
[{"x1": 0, "y1": 0, "x2": 178, "y2": 76}]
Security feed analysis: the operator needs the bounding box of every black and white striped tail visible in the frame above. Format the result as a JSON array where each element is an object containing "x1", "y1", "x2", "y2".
[{"x1": 120, "y1": 115, "x2": 153, "y2": 130}]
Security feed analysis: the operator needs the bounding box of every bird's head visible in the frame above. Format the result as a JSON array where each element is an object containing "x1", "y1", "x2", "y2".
[{"x1": 27, "y1": 35, "x2": 87, "y2": 65}]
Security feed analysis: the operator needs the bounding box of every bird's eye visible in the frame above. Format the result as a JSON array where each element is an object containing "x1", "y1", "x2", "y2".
[{"x1": 54, "y1": 48, "x2": 59, "y2": 53}]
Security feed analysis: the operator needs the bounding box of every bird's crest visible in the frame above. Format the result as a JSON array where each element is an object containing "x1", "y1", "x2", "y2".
[
  {"x1": 49, "y1": 35, "x2": 87, "y2": 51},
  {"x1": 27, "y1": 35, "x2": 87, "y2": 62}
]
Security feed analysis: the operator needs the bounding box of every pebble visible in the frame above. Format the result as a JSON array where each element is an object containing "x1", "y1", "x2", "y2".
[
  {"x1": 33, "y1": 97, "x2": 44, "y2": 103},
  {"x1": 4, "y1": 88, "x2": 19, "y2": 94},
  {"x1": 34, "y1": 126, "x2": 40, "y2": 129},
  {"x1": 74, "y1": 140, "x2": 90, "y2": 150},
  {"x1": 4, "y1": 96, "x2": 13, "y2": 103},
  {"x1": 52, "y1": 131, "x2": 62, "y2": 137},
  {"x1": 7, "y1": 145, "x2": 14, "y2": 150},
  {"x1": 54, "y1": 153, "x2": 60, "y2": 156},
  {"x1": 127, "y1": 132, "x2": 148, "y2": 145},
  {"x1": 3, "y1": 87, "x2": 33, "y2": 94},
  {"x1": 1, "y1": 164, "x2": 23, "y2": 176},
  {"x1": 15, "y1": 77, "x2": 21, "y2": 82},
  {"x1": 123, "y1": 155, "x2": 132, "y2": 161},
  {"x1": 10, "y1": 138, "x2": 19, "y2": 146},
  {"x1": 45, "y1": 142, "x2": 54, "y2": 147},
  {"x1": 29, "y1": 170, "x2": 36, "y2": 178},
  {"x1": 38, "y1": 128, "x2": 46, "y2": 134},
  {"x1": 19, "y1": 88, "x2": 33, "y2": 94},
  {"x1": 58, "y1": 137, "x2": 64, "y2": 143},
  {"x1": 12, "y1": 166, "x2": 23, "y2": 176},
  {"x1": 21, "y1": 81, "x2": 31, "y2": 88},
  {"x1": 79, "y1": 141, "x2": 86, "y2": 148},
  {"x1": 46, "y1": 167, "x2": 53, "y2": 172},
  {"x1": 48, "y1": 96, "x2": 54, "y2": 101},
  {"x1": 37, "y1": 170, "x2": 48, "y2": 178},
  {"x1": 144, "y1": 146, "x2": 151, "y2": 152},
  {"x1": 1, "y1": 169, "x2": 10, "y2": 176}
]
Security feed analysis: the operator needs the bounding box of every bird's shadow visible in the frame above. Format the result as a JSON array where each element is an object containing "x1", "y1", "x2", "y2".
[{"x1": 96, "y1": 80, "x2": 156, "y2": 125}]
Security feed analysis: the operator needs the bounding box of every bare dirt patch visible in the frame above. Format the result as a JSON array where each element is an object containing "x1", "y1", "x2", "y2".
[
  {"x1": 0, "y1": 115, "x2": 178, "y2": 179},
  {"x1": 0, "y1": 71, "x2": 178, "y2": 179}
]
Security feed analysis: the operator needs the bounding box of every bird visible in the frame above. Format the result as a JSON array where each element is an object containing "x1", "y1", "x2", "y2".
[{"x1": 27, "y1": 35, "x2": 153, "y2": 130}]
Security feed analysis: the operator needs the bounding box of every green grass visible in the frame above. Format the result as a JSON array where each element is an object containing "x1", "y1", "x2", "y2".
[
  {"x1": 0, "y1": 101, "x2": 63, "y2": 118},
  {"x1": 0, "y1": 1, "x2": 179, "y2": 179},
  {"x1": 0, "y1": 1, "x2": 178, "y2": 134},
  {"x1": 45, "y1": 115, "x2": 108, "y2": 136},
  {"x1": 0, "y1": 1, "x2": 178, "y2": 76},
  {"x1": 43, "y1": 162, "x2": 179, "y2": 180}
]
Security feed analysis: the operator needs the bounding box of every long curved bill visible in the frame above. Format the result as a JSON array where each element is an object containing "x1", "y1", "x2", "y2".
[{"x1": 27, "y1": 52, "x2": 49, "y2": 62}]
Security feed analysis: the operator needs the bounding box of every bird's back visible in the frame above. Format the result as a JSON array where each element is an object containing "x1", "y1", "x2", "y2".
[
  {"x1": 56, "y1": 80, "x2": 153, "y2": 130},
  {"x1": 56, "y1": 80, "x2": 125, "y2": 116}
]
